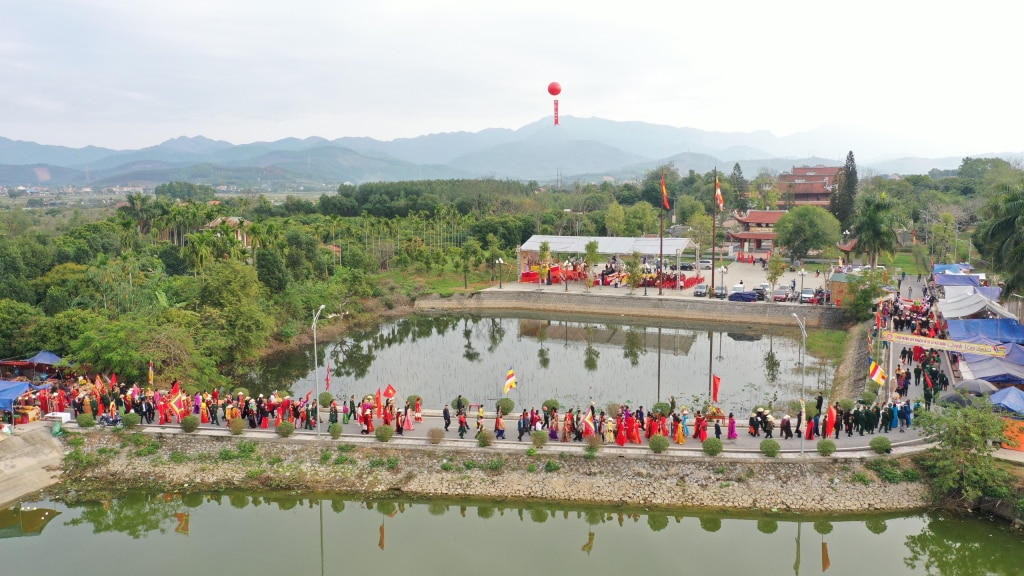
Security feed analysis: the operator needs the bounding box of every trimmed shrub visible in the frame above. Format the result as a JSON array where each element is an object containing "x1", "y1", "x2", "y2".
[
  {"x1": 531, "y1": 430, "x2": 549, "y2": 449},
  {"x1": 276, "y1": 421, "x2": 295, "y2": 438},
  {"x1": 76, "y1": 413, "x2": 96, "y2": 428},
  {"x1": 477, "y1": 430, "x2": 495, "y2": 447},
  {"x1": 183, "y1": 385, "x2": 199, "y2": 396},
  {"x1": 407, "y1": 395, "x2": 422, "y2": 407},
  {"x1": 180, "y1": 415, "x2": 200, "y2": 433},
  {"x1": 542, "y1": 399, "x2": 561, "y2": 412},
  {"x1": 328, "y1": 423, "x2": 343, "y2": 439},
  {"x1": 861, "y1": 390, "x2": 878, "y2": 405},
  {"x1": 652, "y1": 402, "x2": 671, "y2": 417},
  {"x1": 760, "y1": 439, "x2": 781, "y2": 458},
  {"x1": 869, "y1": 436, "x2": 891, "y2": 454},
  {"x1": 451, "y1": 396, "x2": 471, "y2": 412},
  {"x1": 605, "y1": 403, "x2": 622, "y2": 418},
  {"x1": 649, "y1": 435, "x2": 670, "y2": 454},
  {"x1": 702, "y1": 438, "x2": 724, "y2": 456},
  {"x1": 319, "y1": 392, "x2": 334, "y2": 409},
  {"x1": 584, "y1": 434, "x2": 603, "y2": 452},
  {"x1": 427, "y1": 428, "x2": 445, "y2": 445},
  {"x1": 817, "y1": 439, "x2": 837, "y2": 456},
  {"x1": 495, "y1": 398, "x2": 515, "y2": 416},
  {"x1": 375, "y1": 424, "x2": 394, "y2": 443},
  {"x1": 839, "y1": 398, "x2": 856, "y2": 412},
  {"x1": 229, "y1": 418, "x2": 246, "y2": 435},
  {"x1": 122, "y1": 412, "x2": 142, "y2": 429}
]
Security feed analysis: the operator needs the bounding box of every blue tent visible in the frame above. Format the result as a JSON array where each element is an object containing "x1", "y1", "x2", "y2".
[
  {"x1": 23, "y1": 351, "x2": 62, "y2": 366},
  {"x1": 934, "y1": 274, "x2": 981, "y2": 287},
  {"x1": 0, "y1": 381, "x2": 32, "y2": 411},
  {"x1": 947, "y1": 319, "x2": 1024, "y2": 345},
  {"x1": 990, "y1": 387, "x2": 1024, "y2": 415}
]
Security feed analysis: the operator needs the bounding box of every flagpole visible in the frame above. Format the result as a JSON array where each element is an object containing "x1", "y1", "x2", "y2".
[
  {"x1": 312, "y1": 304, "x2": 326, "y2": 439},
  {"x1": 710, "y1": 167, "x2": 717, "y2": 298}
]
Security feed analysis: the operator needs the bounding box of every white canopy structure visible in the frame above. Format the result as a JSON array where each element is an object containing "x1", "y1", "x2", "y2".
[
  {"x1": 938, "y1": 291, "x2": 1016, "y2": 319},
  {"x1": 519, "y1": 235, "x2": 692, "y2": 258}
]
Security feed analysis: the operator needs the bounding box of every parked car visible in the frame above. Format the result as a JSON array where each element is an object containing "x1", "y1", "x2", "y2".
[
  {"x1": 799, "y1": 288, "x2": 816, "y2": 303},
  {"x1": 730, "y1": 284, "x2": 745, "y2": 294},
  {"x1": 713, "y1": 285, "x2": 728, "y2": 299},
  {"x1": 752, "y1": 286, "x2": 768, "y2": 301},
  {"x1": 728, "y1": 291, "x2": 758, "y2": 302},
  {"x1": 772, "y1": 288, "x2": 791, "y2": 302},
  {"x1": 693, "y1": 283, "x2": 709, "y2": 297},
  {"x1": 679, "y1": 262, "x2": 695, "y2": 271},
  {"x1": 699, "y1": 259, "x2": 713, "y2": 270}
]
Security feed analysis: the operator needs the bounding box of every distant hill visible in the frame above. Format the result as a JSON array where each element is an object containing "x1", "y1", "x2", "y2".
[{"x1": 2, "y1": 117, "x2": 1020, "y2": 187}]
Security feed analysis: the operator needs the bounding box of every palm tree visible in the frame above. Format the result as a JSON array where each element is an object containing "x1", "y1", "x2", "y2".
[
  {"x1": 849, "y1": 192, "x2": 905, "y2": 268},
  {"x1": 183, "y1": 231, "x2": 213, "y2": 276},
  {"x1": 981, "y1": 183, "x2": 1024, "y2": 292}
]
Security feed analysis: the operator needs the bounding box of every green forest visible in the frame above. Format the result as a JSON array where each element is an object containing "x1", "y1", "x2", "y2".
[{"x1": 0, "y1": 156, "x2": 1021, "y2": 390}]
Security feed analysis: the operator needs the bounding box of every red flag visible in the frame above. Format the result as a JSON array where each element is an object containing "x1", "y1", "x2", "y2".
[
  {"x1": 175, "y1": 512, "x2": 190, "y2": 536},
  {"x1": 821, "y1": 541, "x2": 831, "y2": 571},
  {"x1": 304, "y1": 390, "x2": 312, "y2": 403},
  {"x1": 875, "y1": 312, "x2": 882, "y2": 329},
  {"x1": 376, "y1": 388, "x2": 383, "y2": 418},
  {"x1": 110, "y1": 373, "x2": 117, "y2": 388},
  {"x1": 660, "y1": 172, "x2": 670, "y2": 211},
  {"x1": 383, "y1": 384, "x2": 397, "y2": 399},
  {"x1": 712, "y1": 374, "x2": 721, "y2": 403},
  {"x1": 325, "y1": 363, "x2": 331, "y2": 391},
  {"x1": 924, "y1": 371, "x2": 933, "y2": 389}
]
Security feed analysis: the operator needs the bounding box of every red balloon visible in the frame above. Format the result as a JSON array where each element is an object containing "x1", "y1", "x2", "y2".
[{"x1": 547, "y1": 82, "x2": 561, "y2": 96}]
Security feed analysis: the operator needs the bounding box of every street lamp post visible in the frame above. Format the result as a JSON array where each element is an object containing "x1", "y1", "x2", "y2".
[
  {"x1": 718, "y1": 265, "x2": 728, "y2": 295},
  {"x1": 496, "y1": 258, "x2": 504, "y2": 288},
  {"x1": 792, "y1": 312, "x2": 807, "y2": 456},
  {"x1": 798, "y1": 268, "x2": 807, "y2": 299},
  {"x1": 312, "y1": 304, "x2": 326, "y2": 439}
]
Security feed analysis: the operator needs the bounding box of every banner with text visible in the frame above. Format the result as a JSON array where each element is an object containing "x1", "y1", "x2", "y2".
[{"x1": 880, "y1": 330, "x2": 1007, "y2": 357}]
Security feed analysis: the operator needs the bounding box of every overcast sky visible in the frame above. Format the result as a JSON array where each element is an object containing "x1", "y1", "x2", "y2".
[{"x1": 3, "y1": 0, "x2": 1022, "y2": 157}]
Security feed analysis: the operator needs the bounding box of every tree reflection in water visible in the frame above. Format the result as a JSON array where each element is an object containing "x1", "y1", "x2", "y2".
[{"x1": 904, "y1": 514, "x2": 1020, "y2": 576}]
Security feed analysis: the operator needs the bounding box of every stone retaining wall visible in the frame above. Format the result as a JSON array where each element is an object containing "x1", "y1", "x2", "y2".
[{"x1": 417, "y1": 290, "x2": 846, "y2": 328}]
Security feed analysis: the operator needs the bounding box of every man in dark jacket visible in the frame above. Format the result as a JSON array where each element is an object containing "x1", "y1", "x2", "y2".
[{"x1": 443, "y1": 404, "x2": 452, "y2": 431}]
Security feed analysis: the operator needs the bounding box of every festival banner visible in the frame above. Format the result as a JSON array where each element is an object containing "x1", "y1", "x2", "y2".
[{"x1": 880, "y1": 330, "x2": 1006, "y2": 357}]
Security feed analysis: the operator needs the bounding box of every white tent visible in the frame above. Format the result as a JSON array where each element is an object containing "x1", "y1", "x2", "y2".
[{"x1": 938, "y1": 291, "x2": 1016, "y2": 319}]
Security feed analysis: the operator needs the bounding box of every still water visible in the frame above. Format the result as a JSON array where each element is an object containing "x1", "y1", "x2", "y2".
[
  {"x1": 251, "y1": 313, "x2": 832, "y2": 417},
  {"x1": 2, "y1": 493, "x2": 1021, "y2": 575}
]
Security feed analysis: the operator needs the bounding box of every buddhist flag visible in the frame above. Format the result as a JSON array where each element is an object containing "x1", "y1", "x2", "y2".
[
  {"x1": 94, "y1": 374, "x2": 104, "y2": 396},
  {"x1": 714, "y1": 175, "x2": 724, "y2": 211},
  {"x1": 148, "y1": 360, "x2": 154, "y2": 386},
  {"x1": 660, "y1": 172, "x2": 670, "y2": 211},
  {"x1": 325, "y1": 363, "x2": 331, "y2": 391},
  {"x1": 868, "y1": 358, "x2": 886, "y2": 386},
  {"x1": 712, "y1": 374, "x2": 721, "y2": 403},
  {"x1": 924, "y1": 371, "x2": 933, "y2": 389},
  {"x1": 383, "y1": 384, "x2": 397, "y2": 399},
  {"x1": 582, "y1": 409, "x2": 595, "y2": 436},
  {"x1": 503, "y1": 367, "x2": 517, "y2": 394},
  {"x1": 175, "y1": 512, "x2": 189, "y2": 536},
  {"x1": 821, "y1": 541, "x2": 831, "y2": 572}
]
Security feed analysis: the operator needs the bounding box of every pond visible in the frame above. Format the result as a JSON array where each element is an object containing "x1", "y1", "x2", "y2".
[
  {"x1": 248, "y1": 313, "x2": 834, "y2": 417},
  {"x1": 2, "y1": 493, "x2": 1021, "y2": 576}
]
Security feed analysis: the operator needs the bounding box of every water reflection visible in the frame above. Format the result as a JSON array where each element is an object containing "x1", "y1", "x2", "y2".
[
  {"x1": 3, "y1": 494, "x2": 1023, "y2": 576},
  {"x1": 253, "y1": 314, "x2": 834, "y2": 419}
]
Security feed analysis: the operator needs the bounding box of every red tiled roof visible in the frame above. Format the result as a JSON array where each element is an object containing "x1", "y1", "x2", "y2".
[
  {"x1": 791, "y1": 166, "x2": 840, "y2": 176},
  {"x1": 728, "y1": 231, "x2": 777, "y2": 240},
  {"x1": 733, "y1": 210, "x2": 787, "y2": 224}
]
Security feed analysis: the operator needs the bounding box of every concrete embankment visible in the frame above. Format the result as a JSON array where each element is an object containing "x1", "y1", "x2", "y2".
[
  {"x1": 58, "y1": 430, "x2": 929, "y2": 513},
  {"x1": 0, "y1": 422, "x2": 65, "y2": 508},
  {"x1": 416, "y1": 290, "x2": 846, "y2": 328}
]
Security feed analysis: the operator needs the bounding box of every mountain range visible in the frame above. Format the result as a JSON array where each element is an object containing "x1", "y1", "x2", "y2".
[{"x1": 1, "y1": 116, "x2": 1019, "y2": 188}]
